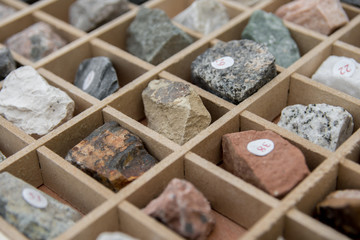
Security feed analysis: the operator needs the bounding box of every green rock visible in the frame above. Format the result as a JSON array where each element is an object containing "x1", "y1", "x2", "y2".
[{"x1": 242, "y1": 10, "x2": 300, "y2": 68}]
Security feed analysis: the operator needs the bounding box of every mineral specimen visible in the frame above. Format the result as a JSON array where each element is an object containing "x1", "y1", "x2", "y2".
[
  {"x1": 341, "y1": 0, "x2": 360, "y2": 7},
  {"x1": 0, "y1": 3, "x2": 16, "y2": 21},
  {"x1": 0, "y1": 47, "x2": 16, "y2": 80},
  {"x1": 97, "y1": 232, "x2": 139, "y2": 240},
  {"x1": 129, "y1": 0, "x2": 147, "y2": 4},
  {"x1": 226, "y1": 0, "x2": 263, "y2": 6},
  {"x1": 0, "y1": 150, "x2": 6, "y2": 162}
]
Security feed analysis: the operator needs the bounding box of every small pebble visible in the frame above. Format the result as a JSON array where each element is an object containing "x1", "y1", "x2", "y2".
[
  {"x1": 97, "y1": 232, "x2": 139, "y2": 240},
  {"x1": 0, "y1": 150, "x2": 6, "y2": 163},
  {"x1": 129, "y1": 0, "x2": 147, "y2": 4},
  {"x1": 0, "y1": 47, "x2": 16, "y2": 80},
  {"x1": 225, "y1": 0, "x2": 263, "y2": 6}
]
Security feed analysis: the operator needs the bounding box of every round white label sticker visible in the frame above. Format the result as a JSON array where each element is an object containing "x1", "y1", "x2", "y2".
[
  {"x1": 211, "y1": 56, "x2": 234, "y2": 70},
  {"x1": 22, "y1": 188, "x2": 48, "y2": 209},
  {"x1": 247, "y1": 139, "x2": 274, "y2": 157},
  {"x1": 83, "y1": 71, "x2": 95, "y2": 90},
  {"x1": 333, "y1": 59, "x2": 356, "y2": 78}
]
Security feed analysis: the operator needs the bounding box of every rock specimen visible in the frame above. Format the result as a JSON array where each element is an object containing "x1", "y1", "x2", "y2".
[
  {"x1": 97, "y1": 232, "x2": 139, "y2": 240},
  {"x1": 143, "y1": 178, "x2": 215, "y2": 240},
  {"x1": 278, "y1": 104, "x2": 354, "y2": 151},
  {"x1": 173, "y1": 0, "x2": 229, "y2": 35},
  {"x1": 0, "y1": 47, "x2": 16, "y2": 80},
  {"x1": 74, "y1": 56, "x2": 120, "y2": 100},
  {"x1": 191, "y1": 39, "x2": 276, "y2": 104},
  {"x1": 341, "y1": 0, "x2": 360, "y2": 7},
  {"x1": 312, "y1": 56, "x2": 360, "y2": 99},
  {"x1": 127, "y1": 7, "x2": 193, "y2": 65},
  {"x1": 65, "y1": 121, "x2": 158, "y2": 192},
  {"x1": 129, "y1": 0, "x2": 147, "y2": 4},
  {"x1": 275, "y1": 0, "x2": 349, "y2": 35},
  {"x1": 5, "y1": 22, "x2": 67, "y2": 62},
  {"x1": 0, "y1": 150, "x2": 6, "y2": 162},
  {"x1": 222, "y1": 130, "x2": 309, "y2": 198},
  {"x1": 0, "y1": 172, "x2": 82, "y2": 240},
  {"x1": 21, "y1": 0, "x2": 39, "y2": 3},
  {"x1": 0, "y1": 66, "x2": 75, "y2": 136},
  {"x1": 316, "y1": 189, "x2": 360, "y2": 238},
  {"x1": 69, "y1": 0, "x2": 129, "y2": 32},
  {"x1": 226, "y1": 0, "x2": 263, "y2": 6},
  {"x1": 242, "y1": 10, "x2": 300, "y2": 68},
  {"x1": 0, "y1": 3, "x2": 16, "y2": 21},
  {"x1": 142, "y1": 79, "x2": 211, "y2": 145}
]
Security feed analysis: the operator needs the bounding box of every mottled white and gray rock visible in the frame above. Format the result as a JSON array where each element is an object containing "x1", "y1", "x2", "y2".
[
  {"x1": 0, "y1": 47, "x2": 16, "y2": 80},
  {"x1": 0, "y1": 66, "x2": 75, "y2": 136},
  {"x1": 74, "y1": 56, "x2": 119, "y2": 100},
  {"x1": 0, "y1": 172, "x2": 82, "y2": 240},
  {"x1": 0, "y1": 150, "x2": 6, "y2": 162},
  {"x1": 173, "y1": 0, "x2": 229, "y2": 35},
  {"x1": 191, "y1": 39, "x2": 276, "y2": 104},
  {"x1": 69, "y1": 0, "x2": 129, "y2": 32},
  {"x1": 0, "y1": 3, "x2": 16, "y2": 21},
  {"x1": 97, "y1": 232, "x2": 139, "y2": 240},
  {"x1": 127, "y1": 7, "x2": 193, "y2": 65},
  {"x1": 278, "y1": 104, "x2": 354, "y2": 151},
  {"x1": 142, "y1": 79, "x2": 211, "y2": 145}
]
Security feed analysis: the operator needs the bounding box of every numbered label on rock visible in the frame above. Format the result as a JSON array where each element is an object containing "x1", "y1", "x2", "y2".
[
  {"x1": 333, "y1": 59, "x2": 356, "y2": 78},
  {"x1": 211, "y1": 56, "x2": 234, "y2": 70},
  {"x1": 22, "y1": 188, "x2": 48, "y2": 209},
  {"x1": 247, "y1": 139, "x2": 274, "y2": 157}
]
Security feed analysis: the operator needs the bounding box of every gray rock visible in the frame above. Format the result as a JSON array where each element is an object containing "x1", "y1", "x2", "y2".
[
  {"x1": 0, "y1": 150, "x2": 6, "y2": 162},
  {"x1": 0, "y1": 47, "x2": 16, "y2": 80},
  {"x1": 191, "y1": 39, "x2": 276, "y2": 104},
  {"x1": 341, "y1": 0, "x2": 360, "y2": 7},
  {"x1": 126, "y1": 7, "x2": 193, "y2": 65},
  {"x1": 226, "y1": 0, "x2": 263, "y2": 6},
  {"x1": 74, "y1": 56, "x2": 119, "y2": 100},
  {"x1": 0, "y1": 172, "x2": 82, "y2": 240},
  {"x1": 0, "y1": 3, "x2": 16, "y2": 21},
  {"x1": 278, "y1": 104, "x2": 354, "y2": 151},
  {"x1": 97, "y1": 232, "x2": 139, "y2": 240},
  {"x1": 69, "y1": 0, "x2": 129, "y2": 32}
]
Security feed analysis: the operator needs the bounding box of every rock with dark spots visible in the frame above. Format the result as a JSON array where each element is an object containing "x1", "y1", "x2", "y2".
[
  {"x1": 242, "y1": 10, "x2": 300, "y2": 68},
  {"x1": 191, "y1": 39, "x2": 276, "y2": 104},
  {"x1": 74, "y1": 56, "x2": 119, "y2": 100},
  {"x1": 5, "y1": 22, "x2": 67, "y2": 62},
  {"x1": 0, "y1": 3, "x2": 16, "y2": 21},
  {"x1": 127, "y1": 7, "x2": 193, "y2": 65},
  {"x1": 0, "y1": 172, "x2": 82, "y2": 240},
  {"x1": 0, "y1": 150, "x2": 6, "y2": 162},
  {"x1": 129, "y1": 0, "x2": 147, "y2": 4},
  {"x1": 341, "y1": 0, "x2": 360, "y2": 7},
  {"x1": 143, "y1": 178, "x2": 215, "y2": 240},
  {"x1": 278, "y1": 104, "x2": 354, "y2": 151},
  {"x1": 0, "y1": 47, "x2": 16, "y2": 80},
  {"x1": 97, "y1": 232, "x2": 139, "y2": 240},
  {"x1": 222, "y1": 130, "x2": 309, "y2": 198},
  {"x1": 65, "y1": 121, "x2": 158, "y2": 192},
  {"x1": 142, "y1": 79, "x2": 211, "y2": 145}
]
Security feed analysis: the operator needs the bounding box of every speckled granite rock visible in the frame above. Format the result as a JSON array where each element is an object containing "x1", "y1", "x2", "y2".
[
  {"x1": 0, "y1": 47, "x2": 16, "y2": 80},
  {"x1": 0, "y1": 3, "x2": 16, "y2": 21},
  {"x1": 69, "y1": 0, "x2": 129, "y2": 32},
  {"x1": 341, "y1": 0, "x2": 360, "y2": 7},
  {"x1": 0, "y1": 150, "x2": 6, "y2": 162},
  {"x1": 143, "y1": 178, "x2": 215, "y2": 240},
  {"x1": 191, "y1": 39, "x2": 276, "y2": 104},
  {"x1": 65, "y1": 121, "x2": 158, "y2": 192},
  {"x1": 74, "y1": 56, "x2": 119, "y2": 100},
  {"x1": 0, "y1": 172, "x2": 82, "y2": 240},
  {"x1": 127, "y1": 7, "x2": 193, "y2": 65},
  {"x1": 173, "y1": 0, "x2": 229, "y2": 35},
  {"x1": 142, "y1": 79, "x2": 211, "y2": 145},
  {"x1": 242, "y1": 10, "x2": 300, "y2": 68},
  {"x1": 97, "y1": 232, "x2": 139, "y2": 240},
  {"x1": 278, "y1": 104, "x2": 354, "y2": 151}
]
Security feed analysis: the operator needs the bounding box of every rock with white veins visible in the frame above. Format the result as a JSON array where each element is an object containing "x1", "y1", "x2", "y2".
[
  {"x1": 142, "y1": 79, "x2": 211, "y2": 145},
  {"x1": 0, "y1": 66, "x2": 75, "y2": 136},
  {"x1": 278, "y1": 103, "x2": 354, "y2": 151}
]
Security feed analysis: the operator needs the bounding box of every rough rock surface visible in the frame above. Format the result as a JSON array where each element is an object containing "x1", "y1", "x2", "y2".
[
  {"x1": 341, "y1": 0, "x2": 360, "y2": 7},
  {"x1": 69, "y1": 0, "x2": 129, "y2": 32},
  {"x1": 0, "y1": 3, "x2": 16, "y2": 21},
  {"x1": 242, "y1": 10, "x2": 300, "y2": 68},
  {"x1": 191, "y1": 39, "x2": 276, "y2": 104},
  {"x1": 143, "y1": 178, "x2": 215, "y2": 240},
  {"x1": 275, "y1": 0, "x2": 349, "y2": 35},
  {"x1": 142, "y1": 79, "x2": 211, "y2": 145},
  {"x1": 0, "y1": 172, "x2": 82, "y2": 240},
  {"x1": 312, "y1": 56, "x2": 360, "y2": 99},
  {"x1": 97, "y1": 232, "x2": 139, "y2": 240},
  {"x1": 0, "y1": 150, "x2": 6, "y2": 162},
  {"x1": 74, "y1": 56, "x2": 119, "y2": 100},
  {"x1": 65, "y1": 121, "x2": 158, "y2": 192},
  {"x1": 5, "y1": 22, "x2": 67, "y2": 62},
  {"x1": 0, "y1": 47, "x2": 16, "y2": 80},
  {"x1": 173, "y1": 0, "x2": 229, "y2": 35},
  {"x1": 0, "y1": 66, "x2": 75, "y2": 136},
  {"x1": 317, "y1": 189, "x2": 360, "y2": 238},
  {"x1": 127, "y1": 7, "x2": 193, "y2": 65},
  {"x1": 222, "y1": 130, "x2": 309, "y2": 198},
  {"x1": 226, "y1": 0, "x2": 263, "y2": 6},
  {"x1": 278, "y1": 104, "x2": 354, "y2": 151}
]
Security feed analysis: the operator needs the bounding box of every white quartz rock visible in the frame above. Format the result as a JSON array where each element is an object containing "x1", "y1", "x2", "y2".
[
  {"x1": 278, "y1": 104, "x2": 353, "y2": 151},
  {"x1": 173, "y1": 0, "x2": 229, "y2": 35},
  {"x1": 312, "y1": 56, "x2": 360, "y2": 99},
  {"x1": 0, "y1": 66, "x2": 75, "y2": 136},
  {"x1": 97, "y1": 232, "x2": 139, "y2": 240}
]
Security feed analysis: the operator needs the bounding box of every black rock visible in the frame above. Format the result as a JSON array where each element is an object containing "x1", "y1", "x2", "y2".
[
  {"x1": 341, "y1": 0, "x2": 360, "y2": 7},
  {"x1": 0, "y1": 47, "x2": 16, "y2": 80},
  {"x1": 129, "y1": 0, "x2": 147, "y2": 4},
  {"x1": 21, "y1": 0, "x2": 39, "y2": 3}
]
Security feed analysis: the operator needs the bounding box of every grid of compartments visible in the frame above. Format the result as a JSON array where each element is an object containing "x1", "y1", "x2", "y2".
[{"x1": 0, "y1": 0, "x2": 360, "y2": 239}]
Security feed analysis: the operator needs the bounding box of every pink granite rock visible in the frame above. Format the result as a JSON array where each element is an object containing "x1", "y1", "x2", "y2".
[
  {"x1": 143, "y1": 178, "x2": 215, "y2": 240},
  {"x1": 222, "y1": 130, "x2": 310, "y2": 198}
]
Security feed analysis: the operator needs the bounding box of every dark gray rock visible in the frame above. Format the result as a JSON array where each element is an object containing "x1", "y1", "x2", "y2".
[
  {"x1": 129, "y1": 0, "x2": 147, "y2": 4},
  {"x1": 0, "y1": 150, "x2": 5, "y2": 162},
  {"x1": 74, "y1": 56, "x2": 119, "y2": 100},
  {"x1": 191, "y1": 39, "x2": 276, "y2": 104},
  {"x1": 21, "y1": 0, "x2": 39, "y2": 4},
  {"x1": 0, "y1": 3, "x2": 16, "y2": 21},
  {"x1": 126, "y1": 7, "x2": 193, "y2": 65},
  {"x1": 341, "y1": 0, "x2": 360, "y2": 7},
  {"x1": 0, "y1": 47, "x2": 16, "y2": 80}
]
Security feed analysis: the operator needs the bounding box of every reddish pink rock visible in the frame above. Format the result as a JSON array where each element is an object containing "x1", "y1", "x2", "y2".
[
  {"x1": 143, "y1": 178, "x2": 215, "y2": 240},
  {"x1": 222, "y1": 130, "x2": 310, "y2": 198}
]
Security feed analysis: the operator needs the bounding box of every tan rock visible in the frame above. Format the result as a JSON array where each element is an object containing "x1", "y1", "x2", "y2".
[
  {"x1": 222, "y1": 130, "x2": 310, "y2": 198},
  {"x1": 143, "y1": 178, "x2": 215, "y2": 240},
  {"x1": 142, "y1": 79, "x2": 211, "y2": 145}
]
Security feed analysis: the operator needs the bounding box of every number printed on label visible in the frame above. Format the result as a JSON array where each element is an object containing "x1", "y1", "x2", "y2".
[
  {"x1": 333, "y1": 59, "x2": 356, "y2": 78},
  {"x1": 211, "y1": 56, "x2": 234, "y2": 70},
  {"x1": 22, "y1": 188, "x2": 48, "y2": 209},
  {"x1": 247, "y1": 139, "x2": 274, "y2": 157}
]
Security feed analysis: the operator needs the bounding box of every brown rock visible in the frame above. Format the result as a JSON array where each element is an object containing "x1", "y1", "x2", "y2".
[
  {"x1": 65, "y1": 121, "x2": 158, "y2": 192},
  {"x1": 143, "y1": 178, "x2": 215, "y2": 240},
  {"x1": 222, "y1": 130, "x2": 309, "y2": 198},
  {"x1": 275, "y1": 0, "x2": 349, "y2": 35}
]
